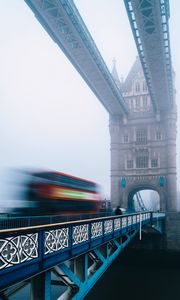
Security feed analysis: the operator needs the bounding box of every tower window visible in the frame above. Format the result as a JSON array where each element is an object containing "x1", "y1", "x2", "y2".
[
  {"x1": 135, "y1": 97, "x2": 140, "y2": 109},
  {"x1": 131, "y1": 99, "x2": 134, "y2": 109},
  {"x1": 156, "y1": 131, "x2": 162, "y2": 140},
  {"x1": 123, "y1": 135, "x2": 129, "y2": 143},
  {"x1": 143, "y1": 81, "x2": 147, "y2": 92},
  {"x1": 135, "y1": 82, "x2": 140, "y2": 92},
  {"x1": 127, "y1": 160, "x2": 133, "y2": 169},
  {"x1": 136, "y1": 156, "x2": 148, "y2": 168},
  {"x1": 136, "y1": 129, "x2": 147, "y2": 145},
  {"x1": 151, "y1": 159, "x2": 158, "y2": 168},
  {"x1": 142, "y1": 95, "x2": 148, "y2": 108}
]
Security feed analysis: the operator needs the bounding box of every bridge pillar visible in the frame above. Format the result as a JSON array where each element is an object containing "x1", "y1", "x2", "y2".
[
  {"x1": 164, "y1": 114, "x2": 177, "y2": 211},
  {"x1": 166, "y1": 174, "x2": 177, "y2": 211},
  {"x1": 166, "y1": 212, "x2": 180, "y2": 250},
  {"x1": 31, "y1": 270, "x2": 51, "y2": 300}
]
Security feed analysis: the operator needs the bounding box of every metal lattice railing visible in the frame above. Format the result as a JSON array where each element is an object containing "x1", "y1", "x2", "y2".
[{"x1": 0, "y1": 211, "x2": 165, "y2": 291}]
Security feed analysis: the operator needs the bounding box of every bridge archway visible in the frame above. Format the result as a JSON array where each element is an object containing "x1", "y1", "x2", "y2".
[
  {"x1": 122, "y1": 183, "x2": 166, "y2": 212},
  {"x1": 128, "y1": 189, "x2": 160, "y2": 212}
]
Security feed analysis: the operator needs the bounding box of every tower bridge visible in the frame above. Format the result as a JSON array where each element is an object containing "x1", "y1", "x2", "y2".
[
  {"x1": 24, "y1": 0, "x2": 177, "y2": 215},
  {"x1": 0, "y1": 0, "x2": 179, "y2": 298}
]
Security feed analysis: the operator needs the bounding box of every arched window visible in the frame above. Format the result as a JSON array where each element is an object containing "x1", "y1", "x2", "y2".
[
  {"x1": 156, "y1": 130, "x2": 162, "y2": 140},
  {"x1": 142, "y1": 95, "x2": 148, "y2": 108},
  {"x1": 131, "y1": 99, "x2": 134, "y2": 109},
  {"x1": 135, "y1": 82, "x2": 140, "y2": 93},
  {"x1": 135, "y1": 97, "x2": 140, "y2": 109},
  {"x1": 143, "y1": 81, "x2": 147, "y2": 92}
]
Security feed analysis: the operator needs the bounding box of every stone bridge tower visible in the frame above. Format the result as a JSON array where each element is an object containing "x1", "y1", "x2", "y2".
[{"x1": 110, "y1": 57, "x2": 177, "y2": 212}]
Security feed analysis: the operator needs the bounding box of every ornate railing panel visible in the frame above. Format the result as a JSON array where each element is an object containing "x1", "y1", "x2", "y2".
[
  {"x1": 122, "y1": 217, "x2": 127, "y2": 228},
  {"x1": 133, "y1": 215, "x2": 137, "y2": 224},
  {"x1": 45, "y1": 228, "x2": 69, "y2": 254},
  {"x1": 104, "y1": 220, "x2": 113, "y2": 235},
  {"x1": 91, "y1": 221, "x2": 103, "y2": 239},
  {"x1": 114, "y1": 218, "x2": 121, "y2": 231},
  {"x1": 0, "y1": 233, "x2": 38, "y2": 270},
  {"x1": 128, "y1": 216, "x2": 132, "y2": 226},
  {"x1": 72, "y1": 224, "x2": 89, "y2": 245}
]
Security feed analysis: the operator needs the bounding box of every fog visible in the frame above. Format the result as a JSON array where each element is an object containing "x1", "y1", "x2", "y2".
[{"x1": 0, "y1": 1, "x2": 179, "y2": 203}]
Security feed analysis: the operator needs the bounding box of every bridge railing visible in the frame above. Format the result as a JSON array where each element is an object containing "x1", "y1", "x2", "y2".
[
  {"x1": 0, "y1": 212, "x2": 154, "y2": 290},
  {"x1": 0, "y1": 212, "x2": 112, "y2": 230},
  {"x1": 152, "y1": 212, "x2": 166, "y2": 219}
]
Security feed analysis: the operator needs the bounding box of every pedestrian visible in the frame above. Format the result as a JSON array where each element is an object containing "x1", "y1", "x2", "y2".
[{"x1": 115, "y1": 206, "x2": 122, "y2": 215}]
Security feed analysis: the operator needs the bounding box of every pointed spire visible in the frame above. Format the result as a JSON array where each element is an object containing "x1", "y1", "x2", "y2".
[
  {"x1": 123, "y1": 56, "x2": 142, "y2": 93},
  {"x1": 111, "y1": 58, "x2": 121, "y2": 90}
]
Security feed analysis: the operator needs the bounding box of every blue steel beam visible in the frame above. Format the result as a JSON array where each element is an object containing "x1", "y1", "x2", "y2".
[
  {"x1": 59, "y1": 230, "x2": 138, "y2": 300},
  {"x1": 0, "y1": 212, "x2": 157, "y2": 291},
  {"x1": 135, "y1": 191, "x2": 147, "y2": 211},
  {"x1": 124, "y1": 0, "x2": 174, "y2": 113},
  {"x1": 24, "y1": 0, "x2": 129, "y2": 116}
]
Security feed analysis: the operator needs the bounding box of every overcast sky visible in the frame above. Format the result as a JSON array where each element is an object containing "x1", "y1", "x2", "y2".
[{"x1": 0, "y1": 1, "x2": 179, "y2": 200}]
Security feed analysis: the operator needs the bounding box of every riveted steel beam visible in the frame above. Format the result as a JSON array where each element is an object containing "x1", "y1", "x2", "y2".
[
  {"x1": 124, "y1": 0, "x2": 174, "y2": 114},
  {"x1": 24, "y1": 0, "x2": 129, "y2": 116}
]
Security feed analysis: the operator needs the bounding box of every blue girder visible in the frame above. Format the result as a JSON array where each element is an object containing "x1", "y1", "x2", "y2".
[
  {"x1": 24, "y1": 0, "x2": 129, "y2": 116},
  {"x1": 135, "y1": 191, "x2": 147, "y2": 211},
  {"x1": 124, "y1": 0, "x2": 174, "y2": 113}
]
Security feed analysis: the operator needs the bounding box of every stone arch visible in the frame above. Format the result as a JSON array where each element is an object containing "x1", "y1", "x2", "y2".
[{"x1": 122, "y1": 182, "x2": 167, "y2": 211}]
